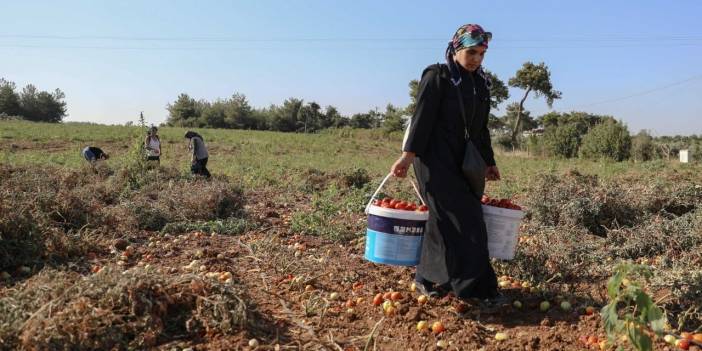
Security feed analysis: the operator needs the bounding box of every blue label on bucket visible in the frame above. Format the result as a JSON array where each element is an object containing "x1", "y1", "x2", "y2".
[
  {"x1": 367, "y1": 214, "x2": 425, "y2": 236},
  {"x1": 365, "y1": 229, "x2": 423, "y2": 266}
]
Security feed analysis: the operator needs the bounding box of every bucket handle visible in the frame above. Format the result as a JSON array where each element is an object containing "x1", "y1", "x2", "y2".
[{"x1": 364, "y1": 172, "x2": 427, "y2": 214}]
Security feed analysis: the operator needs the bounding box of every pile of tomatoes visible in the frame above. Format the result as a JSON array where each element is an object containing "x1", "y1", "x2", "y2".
[
  {"x1": 481, "y1": 195, "x2": 522, "y2": 210},
  {"x1": 372, "y1": 197, "x2": 429, "y2": 212}
]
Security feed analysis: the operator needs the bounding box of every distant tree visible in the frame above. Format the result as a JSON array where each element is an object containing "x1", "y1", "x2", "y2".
[
  {"x1": 537, "y1": 111, "x2": 615, "y2": 136},
  {"x1": 502, "y1": 102, "x2": 537, "y2": 134},
  {"x1": 166, "y1": 93, "x2": 202, "y2": 126},
  {"x1": 508, "y1": 62, "x2": 562, "y2": 144},
  {"x1": 487, "y1": 113, "x2": 506, "y2": 131},
  {"x1": 631, "y1": 130, "x2": 654, "y2": 162},
  {"x1": 0, "y1": 78, "x2": 21, "y2": 117},
  {"x1": 580, "y1": 120, "x2": 632, "y2": 161},
  {"x1": 543, "y1": 123, "x2": 582, "y2": 158},
  {"x1": 18, "y1": 84, "x2": 67, "y2": 123},
  {"x1": 323, "y1": 105, "x2": 344, "y2": 128},
  {"x1": 538, "y1": 111, "x2": 561, "y2": 129},
  {"x1": 406, "y1": 79, "x2": 420, "y2": 116},
  {"x1": 200, "y1": 101, "x2": 227, "y2": 129},
  {"x1": 298, "y1": 101, "x2": 323, "y2": 132},
  {"x1": 350, "y1": 112, "x2": 375, "y2": 129},
  {"x1": 483, "y1": 69, "x2": 509, "y2": 109},
  {"x1": 222, "y1": 93, "x2": 255, "y2": 129},
  {"x1": 269, "y1": 98, "x2": 303, "y2": 132},
  {"x1": 382, "y1": 103, "x2": 405, "y2": 133}
]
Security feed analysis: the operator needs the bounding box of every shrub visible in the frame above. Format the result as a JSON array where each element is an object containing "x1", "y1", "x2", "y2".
[
  {"x1": 542, "y1": 123, "x2": 581, "y2": 158},
  {"x1": 340, "y1": 167, "x2": 371, "y2": 189},
  {"x1": 495, "y1": 134, "x2": 514, "y2": 150},
  {"x1": 580, "y1": 120, "x2": 632, "y2": 161},
  {"x1": 631, "y1": 130, "x2": 654, "y2": 162},
  {"x1": 526, "y1": 171, "x2": 643, "y2": 235},
  {"x1": 0, "y1": 267, "x2": 248, "y2": 350}
]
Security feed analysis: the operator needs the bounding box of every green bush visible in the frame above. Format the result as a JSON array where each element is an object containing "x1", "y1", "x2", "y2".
[
  {"x1": 495, "y1": 134, "x2": 514, "y2": 150},
  {"x1": 631, "y1": 130, "x2": 654, "y2": 162},
  {"x1": 340, "y1": 167, "x2": 371, "y2": 189},
  {"x1": 543, "y1": 123, "x2": 581, "y2": 158},
  {"x1": 580, "y1": 120, "x2": 631, "y2": 161}
]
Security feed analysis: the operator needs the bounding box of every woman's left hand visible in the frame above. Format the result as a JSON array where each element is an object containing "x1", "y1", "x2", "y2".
[{"x1": 486, "y1": 166, "x2": 501, "y2": 181}]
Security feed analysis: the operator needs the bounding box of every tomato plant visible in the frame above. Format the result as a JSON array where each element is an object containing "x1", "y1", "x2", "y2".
[{"x1": 601, "y1": 264, "x2": 666, "y2": 351}]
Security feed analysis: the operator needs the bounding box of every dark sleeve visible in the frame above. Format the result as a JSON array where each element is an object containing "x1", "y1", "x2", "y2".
[
  {"x1": 402, "y1": 66, "x2": 442, "y2": 157},
  {"x1": 479, "y1": 110, "x2": 496, "y2": 167}
]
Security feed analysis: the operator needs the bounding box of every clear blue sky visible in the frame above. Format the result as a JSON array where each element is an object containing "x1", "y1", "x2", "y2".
[{"x1": 1, "y1": 0, "x2": 701, "y2": 136}]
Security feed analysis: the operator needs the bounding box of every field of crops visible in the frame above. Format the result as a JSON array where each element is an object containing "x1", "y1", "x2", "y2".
[{"x1": 1, "y1": 120, "x2": 701, "y2": 350}]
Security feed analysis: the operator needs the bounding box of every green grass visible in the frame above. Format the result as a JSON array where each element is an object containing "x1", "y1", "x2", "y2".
[{"x1": 1, "y1": 120, "x2": 699, "y2": 192}]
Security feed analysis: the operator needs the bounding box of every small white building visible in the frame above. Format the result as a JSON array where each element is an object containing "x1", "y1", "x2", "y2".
[
  {"x1": 522, "y1": 127, "x2": 545, "y2": 137},
  {"x1": 680, "y1": 149, "x2": 690, "y2": 163}
]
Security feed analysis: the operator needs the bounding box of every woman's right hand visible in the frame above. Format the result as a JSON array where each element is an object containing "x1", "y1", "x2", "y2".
[{"x1": 390, "y1": 152, "x2": 415, "y2": 178}]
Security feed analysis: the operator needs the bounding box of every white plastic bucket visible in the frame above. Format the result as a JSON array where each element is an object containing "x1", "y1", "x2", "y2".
[
  {"x1": 364, "y1": 173, "x2": 429, "y2": 266},
  {"x1": 482, "y1": 205, "x2": 525, "y2": 260}
]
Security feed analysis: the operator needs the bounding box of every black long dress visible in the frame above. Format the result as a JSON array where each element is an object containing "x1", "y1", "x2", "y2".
[{"x1": 403, "y1": 63, "x2": 498, "y2": 299}]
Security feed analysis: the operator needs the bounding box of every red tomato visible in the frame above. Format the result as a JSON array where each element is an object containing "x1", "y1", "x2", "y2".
[
  {"x1": 381, "y1": 203, "x2": 394, "y2": 209},
  {"x1": 431, "y1": 321, "x2": 446, "y2": 334},
  {"x1": 406, "y1": 203, "x2": 417, "y2": 211},
  {"x1": 372, "y1": 293, "x2": 383, "y2": 306},
  {"x1": 418, "y1": 205, "x2": 429, "y2": 212},
  {"x1": 394, "y1": 203, "x2": 407, "y2": 210}
]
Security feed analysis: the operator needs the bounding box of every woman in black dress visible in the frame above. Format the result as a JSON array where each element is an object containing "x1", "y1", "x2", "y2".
[{"x1": 391, "y1": 24, "x2": 501, "y2": 300}]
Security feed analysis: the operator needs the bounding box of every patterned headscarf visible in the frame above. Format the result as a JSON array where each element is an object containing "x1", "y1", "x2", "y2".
[{"x1": 445, "y1": 24, "x2": 492, "y2": 86}]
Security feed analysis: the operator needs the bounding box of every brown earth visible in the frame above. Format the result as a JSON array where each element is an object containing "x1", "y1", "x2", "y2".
[{"x1": 63, "y1": 192, "x2": 682, "y2": 351}]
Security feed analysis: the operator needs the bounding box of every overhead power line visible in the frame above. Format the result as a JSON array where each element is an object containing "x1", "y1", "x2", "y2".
[
  {"x1": 0, "y1": 42, "x2": 701, "y2": 51},
  {"x1": 1, "y1": 34, "x2": 702, "y2": 42},
  {"x1": 567, "y1": 74, "x2": 702, "y2": 109}
]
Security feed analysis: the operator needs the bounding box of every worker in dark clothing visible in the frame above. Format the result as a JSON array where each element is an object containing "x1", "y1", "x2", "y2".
[
  {"x1": 390, "y1": 24, "x2": 501, "y2": 301},
  {"x1": 185, "y1": 131, "x2": 210, "y2": 178},
  {"x1": 82, "y1": 146, "x2": 109, "y2": 163}
]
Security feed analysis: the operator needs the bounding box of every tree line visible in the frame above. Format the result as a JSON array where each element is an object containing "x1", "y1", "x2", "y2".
[
  {"x1": 165, "y1": 92, "x2": 400, "y2": 133},
  {"x1": 3, "y1": 63, "x2": 696, "y2": 163},
  {"x1": 0, "y1": 78, "x2": 67, "y2": 123},
  {"x1": 165, "y1": 61, "x2": 698, "y2": 162}
]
